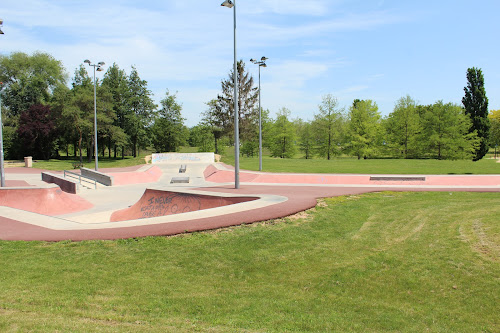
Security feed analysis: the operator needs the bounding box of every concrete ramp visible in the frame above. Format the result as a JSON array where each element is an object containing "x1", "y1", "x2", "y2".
[
  {"x1": 0, "y1": 187, "x2": 93, "y2": 215},
  {"x1": 110, "y1": 189, "x2": 257, "y2": 222}
]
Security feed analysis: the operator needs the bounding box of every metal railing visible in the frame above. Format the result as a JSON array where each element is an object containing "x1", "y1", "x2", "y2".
[{"x1": 64, "y1": 170, "x2": 98, "y2": 189}]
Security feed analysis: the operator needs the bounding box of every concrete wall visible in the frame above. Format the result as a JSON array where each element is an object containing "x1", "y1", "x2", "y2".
[
  {"x1": 80, "y1": 168, "x2": 114, "y2": 186},
  {"x1": 152, "y1": 153, "x2": 214, "y2": 164},
  {"x1": 41, "y1": 172, "x2": 79, "y2": 194}
]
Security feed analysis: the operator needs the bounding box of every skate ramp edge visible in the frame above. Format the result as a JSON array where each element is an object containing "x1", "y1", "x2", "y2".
[
  {"x1": 0, "y1": 186, "x2": 93, "y2": 215},
  {"x1": 110, "y1": 188, "x2": 258, "y2": 222}
]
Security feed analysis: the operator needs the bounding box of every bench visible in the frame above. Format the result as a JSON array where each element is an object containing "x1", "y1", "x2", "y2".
[
  {"x1": 179, "y1": 164, "x2": 187, "y2": 173},
  {"x1": 171, "y1": 176, "x2": 190, "y2": 184},
  {"x1": 71, "y1": 162, "x2": 84, "y2": 169},
  {"x1": 80, "y1": 167, "x2": 114, "y2": 186},
  {"x1": 42, "y1": 172, "x2": 80, "y2": 194},
  {"x1": 369, "y1": 176, "x2": 426, "y2": 182}
]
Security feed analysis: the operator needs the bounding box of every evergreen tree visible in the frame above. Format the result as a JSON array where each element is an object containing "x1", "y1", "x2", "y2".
[
  {"x1": 347, "y1": 99, "x2": 382, "y2": 159},
  {"x1": 296, "y1": 119, "x2": 315, "y2": 159},
  {"x1": 385, "y1": 95, "x2": 421, "y2": 158},
  {"x1": 217, "y1": 60, "x2": 258, "y2": 141},
  {"x1": 313, "y1": 94, "x2": 344, "y2": 160},
  {"x1": 462, "y1": 67, "x2": 490, "y2": 161},
  {"x1": 420, "y1": 101, "x2": 479, "y2": 160},
  {"x1": 151, "y1": 90, "x2": 187, "y2": 152},
  {"x1": 126, "y1": 66, "x2": 157, "y2": 157},
  {"x1": 101, "y1": 63, "x2": 129, "y2": 158}
]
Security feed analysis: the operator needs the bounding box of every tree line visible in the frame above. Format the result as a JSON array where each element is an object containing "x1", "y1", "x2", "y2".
[
  {"x1": 0, "y1": 51, "x2": 496, "y2": 161},
  {"x1": 198, "y1": 65, "x2": 495, "y2": 161},
  {"x1": 0, "y1": 51, "x2": 187, "y2": 161}
]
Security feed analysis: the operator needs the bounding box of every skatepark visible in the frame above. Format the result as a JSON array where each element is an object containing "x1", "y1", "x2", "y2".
[{"x1": 1, "y1": 153, "x2": 500, "y2": 241}]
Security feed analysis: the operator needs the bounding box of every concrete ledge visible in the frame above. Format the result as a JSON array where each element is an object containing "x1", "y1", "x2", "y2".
[
  {"x1": 370, "y1": 176, "x2": 426, "y2": 182},
  {"x1": 171, "y1": 176, "x2": 190, "y2": 184},
  {"x1": 81, "y1": 168, "x2": 114, "y2": 186},
  {"x1": 179, "y1": 165, "x2": 187, "y2": 173},
  {"x1": 42, "y1": 172, "x2": 80, "y2": 194}
]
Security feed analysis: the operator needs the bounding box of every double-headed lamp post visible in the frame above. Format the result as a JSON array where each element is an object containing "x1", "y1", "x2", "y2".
[
  {"x1": 250, "y1": 57, "x2": 268, "y2": 171},
  {"x1": 221, "y1": 0, "x2": 240, "y2": 189},
  {"x1": 84, "y1": 59, "x2": 105, "y2": 171},
  {"x1": 0, "y1": 19, "x2": 5, "y2": 187}
]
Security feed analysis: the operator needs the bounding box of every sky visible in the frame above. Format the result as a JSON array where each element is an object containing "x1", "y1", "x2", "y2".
[{"x1": 1, "y1": 0, "x2": 499, "y2": 126}]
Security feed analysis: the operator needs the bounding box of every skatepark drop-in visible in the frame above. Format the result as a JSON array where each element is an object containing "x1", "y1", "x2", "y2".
[{"x1": 110, "y1": 189, "x2": 258, "y2": 222}]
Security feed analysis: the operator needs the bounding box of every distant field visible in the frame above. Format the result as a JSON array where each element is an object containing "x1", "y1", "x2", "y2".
[
  {"x1": 224, "y1": 155, "x2": 500, "y2": 175},
  {"x1": 0, "y1": 191, "x2": 498, "y2": 332},
  {"x1": 10, "y1": 146, "x2": 500, "y2": 174}
]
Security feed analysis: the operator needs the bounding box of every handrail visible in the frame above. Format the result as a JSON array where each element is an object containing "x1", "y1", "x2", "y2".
[{"x1": 64, "y1": 170, "x2": 97, "y2": 189}]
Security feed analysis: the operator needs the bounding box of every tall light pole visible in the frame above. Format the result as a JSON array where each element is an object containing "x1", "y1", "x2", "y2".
[
  {"x1": 0, "y1": 82, "x2": 5, "y2": 187},
  {"x1": 221, "y1": 0, "x2": 240, "y2": 189},
  {"x1": 84, "y1": 59, "x2": 105, "y2": 171},
  {"x1": 0, "y1": 19, "x2": 5, "y2": 187},
  {"x1": 250, "y1": 57, "x2": 267, "y2": 171}
]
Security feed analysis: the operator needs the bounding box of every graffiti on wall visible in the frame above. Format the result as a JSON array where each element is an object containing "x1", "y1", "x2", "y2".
[{"x1": 152, "y1": 153, "x2": 214, "y2": 164}]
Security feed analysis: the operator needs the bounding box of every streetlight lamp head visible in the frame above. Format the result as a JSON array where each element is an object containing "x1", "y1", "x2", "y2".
[
  {"x1": 250, "y1": 58, "x2": 256, "y2": 63},
  {"x1": 261, "y1": 56, "x2": 268, "y2": 61},
  {"x1": 96, "y1": 67, "x2": 104, "y2": 72},
  {"x1": 84, "y1": 59, "x2": 91, "y2": 64},
  {"x1": 98, "y1": 61, "x2": 105, "y2": 66},
  {"x1": 221, "y1": 0, "x2": 234, "y2": 8},
  {"x1": 260, "y1": 63, "x2": 267, "y2": 68}
]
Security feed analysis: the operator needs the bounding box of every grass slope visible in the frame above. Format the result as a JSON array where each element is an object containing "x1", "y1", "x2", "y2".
[{"x1": 1, "y1": 191, "x2": 499, "y2": 332}]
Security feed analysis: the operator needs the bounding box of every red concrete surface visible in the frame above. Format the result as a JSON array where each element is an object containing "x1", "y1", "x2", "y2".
[
  {"x1": 106, "y1": 165, "x2": 162, "y2": 186},
  {"x1": 205, "y1": 164, "x2": 500, "y2": 187},
  {"x1": 1, "y1": 164, "x2": 499, "y2": 241},
  {"x1": 5, "y1": 180, "x2": 32, "y2": 187},
  {"x1": 110, "y1": 189, "x2": 257, "y2": 222},
  {"x1": 0, "y1": 187, "x2": 93, "y2": 215}
]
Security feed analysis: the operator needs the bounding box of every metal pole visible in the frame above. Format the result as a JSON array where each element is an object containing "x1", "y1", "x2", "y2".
[
  {"x1": 0, "y1": 83, "x2": 5, "y2": 187},
  {"x1": 93, "y1": 65, "x2": 99, "y2": 171},
  {"x1": 233, "y1": 0, "x2": 239, "y2": 189},
  {"x1": 258, "y1": 65, "x2": 262, "y2": 171}
]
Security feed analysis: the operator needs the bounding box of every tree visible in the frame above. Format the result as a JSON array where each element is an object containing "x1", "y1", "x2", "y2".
[
  {"x1": 313, "y1": 94, "x2": 344, "y2": 159},
  {"x1": 488, "y1": 110, "x2": 500, "y2": 157},
  {"x1": 151, "y1": 90, "x2": 187, "y2": 152},
  {"x1": 347, "y1": 99, "x2": 382, "y2": 159},
  {"x1": 296, "y1": 119, "x2": 315, "y2": 159},
  {"x1": 63, "y1": 65, "x2": 94, "y2": 163},
  {"x1": 125, "y1": 66, "x2": 157, "y2": 157},
  {"x1": 201, "y1": 99, "x2": 225, "y2": 154},
  {"x1": 462, "y1": 67, "x2": 489, "y2": 161},
  {"x1": 189, "y1": 124, "x2": 214, "y2": 152},
  {"x1": 269, "y1": 107, "x2": 296, "y2": 158},
  {"x1": 101, "y1": 63, "x2": 129, "y2": 158},
  {"x1": 0, "y1": 51, "x2": 67, "y2": 117},
  {"x1": 420, "y1": 101, "x2": 479, "y2": 160},
  {"x1": 385, "y1": 95, "x2": 421, "y2": 158},
  {"x1": 217, "y1": 60, "x2": 259, "y2": 141},
  {"x1": 16, "y1": 104, "x2": 57, "y2": 159}
]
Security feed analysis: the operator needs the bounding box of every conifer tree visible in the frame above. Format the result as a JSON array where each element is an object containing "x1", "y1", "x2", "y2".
[{"x1": 462, "y1": 67, "x2": 489, "y2": 161}]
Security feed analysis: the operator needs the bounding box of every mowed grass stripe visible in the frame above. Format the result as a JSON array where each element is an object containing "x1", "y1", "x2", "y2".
[{"x1": 0, "y1": 191, "x2": 499, "y2": 332}]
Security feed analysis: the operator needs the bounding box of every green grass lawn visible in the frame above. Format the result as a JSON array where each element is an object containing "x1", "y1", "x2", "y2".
[
  {"x1": 1, "y1": 191, "x2": 498, "y2": 332},
  {"x1": 222, "y1": 154, "x2": 500, "y2": 174},
  {"x1": 27, "y1": 155, "x2": 149, "y2": 171}
]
